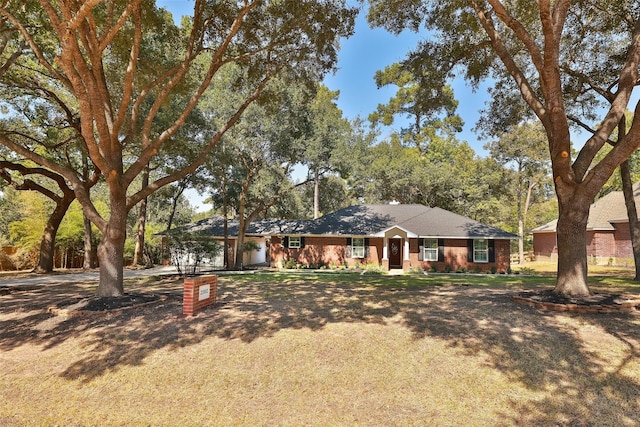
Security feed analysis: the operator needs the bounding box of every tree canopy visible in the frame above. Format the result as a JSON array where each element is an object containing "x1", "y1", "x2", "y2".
[
  {"x1": 366, "y1": 0, "x2": 640, "y2": 296},
  {"x1": 0, "y1": 0, "x2": 356, "y2": 295}
]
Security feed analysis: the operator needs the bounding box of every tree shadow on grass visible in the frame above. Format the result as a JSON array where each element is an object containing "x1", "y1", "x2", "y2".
[
  {"x1": 1, "y1": 273, "x2": 639, "y2": 424},
  {"x1": 400, "y1": 286, "x2": 640, "y2": 424}
]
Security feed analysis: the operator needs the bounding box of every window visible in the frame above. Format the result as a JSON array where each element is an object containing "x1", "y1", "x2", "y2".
[
  {"x1": 352, "y1": 237, "x2": 365, "y2": 258},
  {"x1": 474, "y1": 239, "x2": 489, "y2": 263},
  {"x1": 288, "y1": 236, "x2": 301, "y2": 249},
  {"x1": 423, "y1": 238, "x2": 438, "y2": 261}
]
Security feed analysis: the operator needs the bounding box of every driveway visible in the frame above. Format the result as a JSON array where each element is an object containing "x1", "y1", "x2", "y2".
[{"x1": 0, "y1": 265, "x2": 179, "y2": 288}]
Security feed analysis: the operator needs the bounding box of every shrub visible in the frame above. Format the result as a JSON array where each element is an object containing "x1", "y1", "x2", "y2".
[
  {"x1": 283, "y1": 259, "x2": 297, "y2": 270},
  {"x1": 10, "y1": 248, "x2": 37, "y2": 271},
  {"x1": 166, "y1": 231, "x2": 222, "y2": 276},
  {"x1": 518, "y1": 267, "x2": 536, "y2": 275},
  {"x1": 409, "y1": 266, "x2": 424, "y2": 275},
  {"x1": 361, "y1": 263, "x2": 384, "y2": 275},
  {"x1": 242, "y1": 240, "x2": 262, "y2": 265}
]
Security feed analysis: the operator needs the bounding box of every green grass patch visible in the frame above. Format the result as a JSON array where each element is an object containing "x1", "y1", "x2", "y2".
[{"x1": 220, "y1": 270, "x2": 640, "y2": 293}]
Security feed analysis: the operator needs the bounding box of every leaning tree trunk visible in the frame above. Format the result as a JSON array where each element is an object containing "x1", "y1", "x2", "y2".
[
  {"x1": 313, "y1": 169, "x2": 320, "y2": 219},
  {"x1": 81, "y1": 153, "x2": 96, "y2": 269},
  {"x1": 517, "y1": 188, "x2": 525, "y2": 264},
  {"x1": 554, "y1": 191, "x2": 591, "y2": 297},
  {"x1": 82, "y1": 214, "x2": 96, "y2": 269},
  {"x1": 223, "y1": 202, "x2": 230, "y2": 270},
  {"x1": 619, "y1": 160, "x2": 640, "y2": 280},
  {"x1": 520, "y1": 181, "x2": 536, "y2": 264},
  {"x1": 132, "y1": 196, "x2": 148, "y2": 266},
  {"x1": 34, "y1": 193, "x2": 75, "y2": 273},
  {"x1": 133, "y1": 166, "x2": 150, "y2": 266},
  {"x1": 234, "y1": 215, "x2": 247, "y2": 270}
]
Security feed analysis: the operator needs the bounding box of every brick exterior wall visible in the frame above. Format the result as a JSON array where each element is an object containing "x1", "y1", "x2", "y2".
[
  {"x1": 613, "y1": 224, "x2": 634, "y2": 259},
  {"x1": 270, "y1": 236, "x2": 383, "y2": 268},
  {"x1": 533, "y1": 232, "x2": 557, "y2": 258},
  {"x1": 411, "y1": 239, "x2": 511, "y2": 273},
  {"x1": 534, "y1": 226, "x2": 634, "y2": 264},
  {"x1": 271, "y1": 236, "x2": 511, "y2": 272},
  {"x1": 586, "y1": 230, "x2": 616, "y2": 258}
]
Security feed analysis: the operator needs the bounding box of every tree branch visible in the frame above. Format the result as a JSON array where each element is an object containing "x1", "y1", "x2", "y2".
[
  {"x1": 469, "y1": 0, "x2": 547, "y2": 121},
  {"x1": 573, "y1": 18, "x2": 640, "y2": 180}
]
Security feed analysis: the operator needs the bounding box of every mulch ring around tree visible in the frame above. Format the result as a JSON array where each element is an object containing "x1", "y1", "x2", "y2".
[
  {"x1": 512, "y1": 289, "x2": 640, "y2": 314},
  {"x1": 48, "y1": 293, "x2": 174, "y2": 317}
]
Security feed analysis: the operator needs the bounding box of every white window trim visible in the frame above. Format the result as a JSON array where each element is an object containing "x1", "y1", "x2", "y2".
[
  {"x1": 288, "y1": 236, "x2": 301, "y2": 249},
  {"x1": 352, "y1": 237, "x2": 365, "y2": 258},
  {"x1": 474, "y1": 239, "x2": 489, "y2": 263},
  {"x1": 423, "y1": 238, "x2": 438, "y2": 261}
]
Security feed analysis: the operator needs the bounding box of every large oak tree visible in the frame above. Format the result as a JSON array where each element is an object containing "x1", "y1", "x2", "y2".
[
  {"x1": 0, "y1": 0, "x2": 355, "y2": 296},
  {"x1": 368, "y1": 0, "x2": 640, "y2": 296}
]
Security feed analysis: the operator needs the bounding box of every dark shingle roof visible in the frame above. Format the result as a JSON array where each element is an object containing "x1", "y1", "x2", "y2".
[
  {"x1": 167, "y1": 216, "x2": 309, "y2": 237},
  {"x1": 170, "y1": 204, "x2": 515, "y2": 239},
  {"x1": 531, "y1": 182, "x2": 640, "y2": 233},
  {"x1": 307, "y1": 204, "x2": 515, "y2": 238}
]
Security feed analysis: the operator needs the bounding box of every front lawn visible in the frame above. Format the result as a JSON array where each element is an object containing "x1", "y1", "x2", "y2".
[{"x1": 1, "y1": 272, "x2": 639, "y2": 425}]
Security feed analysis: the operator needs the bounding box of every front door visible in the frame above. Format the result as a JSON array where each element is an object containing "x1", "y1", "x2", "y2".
[{"x1": 389, "y1": 238, "x2": 402, "y2": 269}]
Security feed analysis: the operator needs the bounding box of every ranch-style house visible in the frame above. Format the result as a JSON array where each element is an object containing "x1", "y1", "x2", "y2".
[{"x1": 173, "y1": 203, "x2": 516, "y2": 273}]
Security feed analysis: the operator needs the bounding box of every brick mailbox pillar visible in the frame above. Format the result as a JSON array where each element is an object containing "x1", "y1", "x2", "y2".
[{"x1": 183, "y1": 275, "x2": 217, "y2": 316}]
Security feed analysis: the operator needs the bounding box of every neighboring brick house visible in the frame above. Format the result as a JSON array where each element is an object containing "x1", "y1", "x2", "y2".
[
  {"x1": 532, "y1": 183, "x2": 640, "y2": 264},
  {"x1": 175, "y1": 204, "x2": 515, "y2": 273}
]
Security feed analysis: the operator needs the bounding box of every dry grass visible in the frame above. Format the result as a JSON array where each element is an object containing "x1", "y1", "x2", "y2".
[{"x1": 1, "y1": 271, "x2": 640, "y2": 426}]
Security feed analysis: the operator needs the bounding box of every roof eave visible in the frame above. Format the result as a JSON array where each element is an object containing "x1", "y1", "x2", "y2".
[{"x1": 373, "y1": 225, "x2": 418, "y2": 238}]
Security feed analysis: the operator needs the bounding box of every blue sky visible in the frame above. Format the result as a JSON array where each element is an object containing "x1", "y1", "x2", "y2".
[
  {"x1": 323, "y1": 10, "x2": 491, "y2": 156},
  {"x1": 155, "y1": 0, "x2": 491, "y2": 156}
]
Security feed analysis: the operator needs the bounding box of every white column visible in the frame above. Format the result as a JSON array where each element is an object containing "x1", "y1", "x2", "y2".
[
  {"x1": 404, "y1": 239, "x2": 410, "y2": 260},
  {"x1": 382, "y1": 237, "x2": 388, "y2": 260}
]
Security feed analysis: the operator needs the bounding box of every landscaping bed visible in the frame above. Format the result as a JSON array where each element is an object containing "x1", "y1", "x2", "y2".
[
  {"x1": 47, "y1": 293, "x2": 173, "y2": 316},
  {"x1": 512, "y1": 289, "x2": 640, "y2": 313}
]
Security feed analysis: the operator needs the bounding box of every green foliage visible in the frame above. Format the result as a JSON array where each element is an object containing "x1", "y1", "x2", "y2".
[
  {"x1": 304, "y1": 85, "x2": 354, "y2": 174},
  {"x1": 57, "y1": 202, "x2": 91, "y2": 253},
  {"x1": 359, "y1": 263, "x2": 384, "y2": 275},
  {"x1": 311, "y1": 175, "x2": 353, "y2": 217},
  {"x1": 354, "y1": 132, "x2": 514, "y2": 226},
  {"x1": 596, "y1": 143, "x2": 640, "y2": 199},
  {"x1": 143, "y1": 222, "x2": 168, "y2": 265},
  {"x1": 369, "y1": 62, "x2": 463, "y2": 152},
  {"x1": 242, "y1": 240, "x2": 261, "y2": 254},
  {"x1": 0, "y1": 188, "x2": 22, "y2": 245},
  {"x1": 0, "y1": 0, "x2": 357, "y2": 294},
  {"x1": 408, "y1": 265, "x2": 425, "y2": 275},
  {"x1": 166, "y1": 232, "x2": 222, "y2": 277},
  {"x1": 8, "y1": 192, "x2": 52, "y2": 251},
  {"x1": 284, "y1": 259, "x2": 295, "y2": 269},
  {"x1": 485, "y1": 121, "x2": 553, "y2": 235}
]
